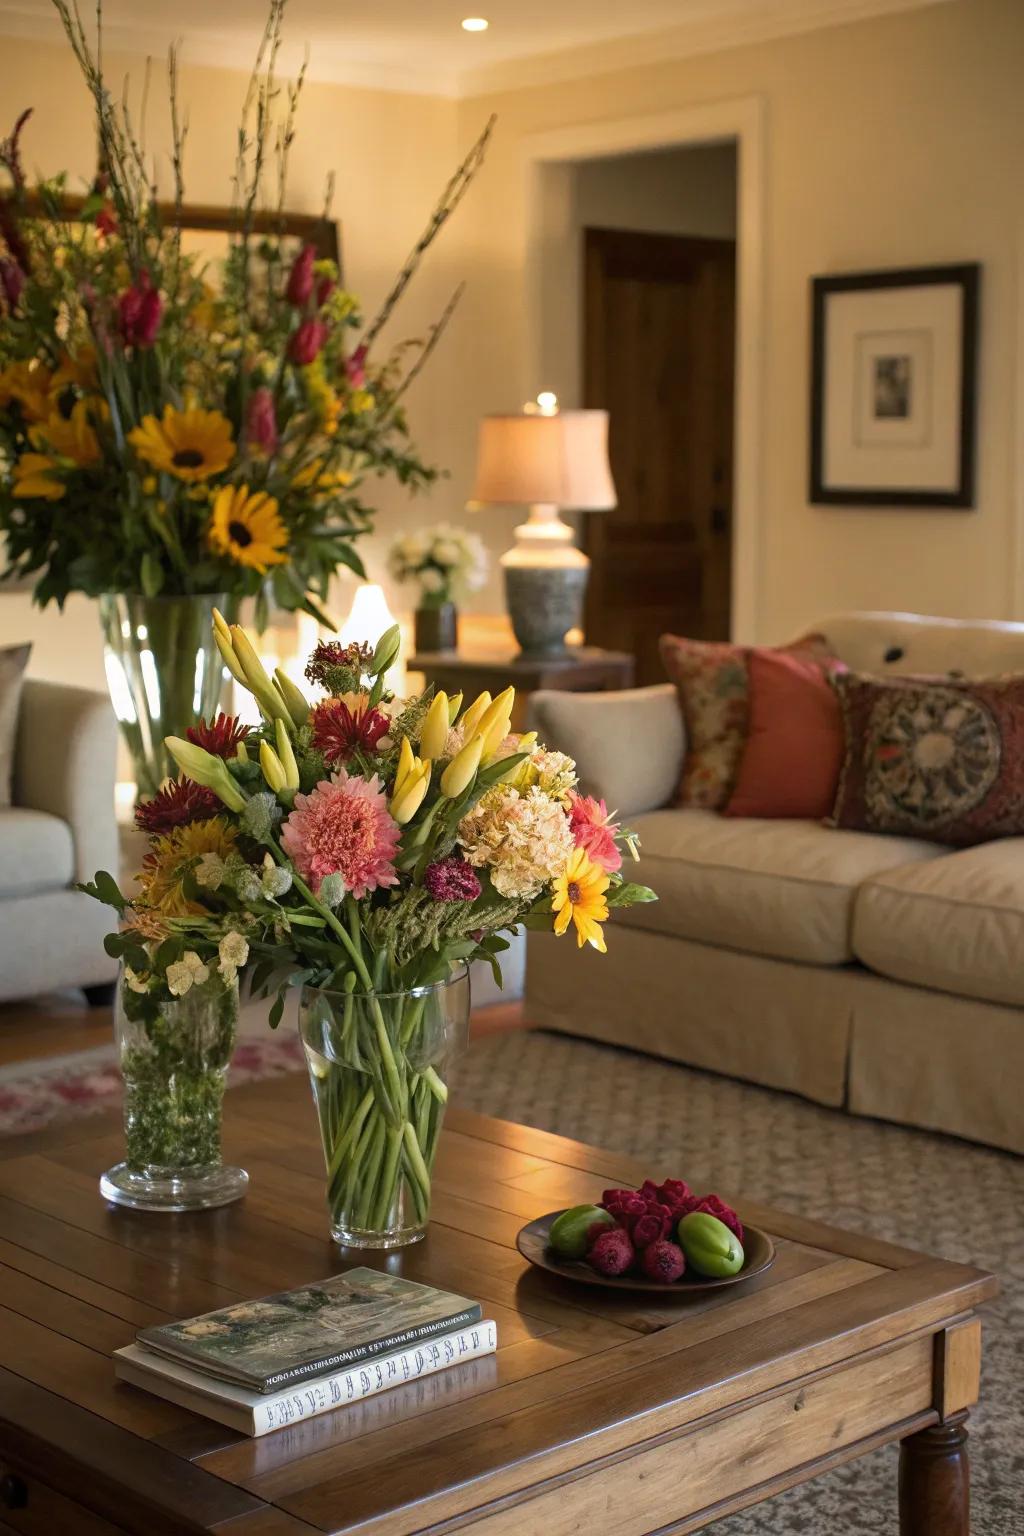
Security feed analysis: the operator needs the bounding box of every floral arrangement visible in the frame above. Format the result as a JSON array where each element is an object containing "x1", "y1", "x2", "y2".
[
  {"x1": 82, "y1": 616, "x2": 655, "y2": 1236},
  {"x1": 387, "y1": 523, "x2": 488, "y2": 609},
  {"x1": 0, "y1": 1, "x2": 490, "y2": 623},
  {"x1": 548, "y1": 1179, "x2": 746, "y2": 1285}
]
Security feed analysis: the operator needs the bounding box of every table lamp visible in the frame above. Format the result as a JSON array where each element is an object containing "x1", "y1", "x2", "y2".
[{"x1": 468, "y1": 400, "x2": 616, "y2": 658}]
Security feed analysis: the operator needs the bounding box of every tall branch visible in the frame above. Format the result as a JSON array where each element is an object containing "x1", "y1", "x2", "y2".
[{"x1": 358, "y1": 114, "x2": 495, "y2": 352}]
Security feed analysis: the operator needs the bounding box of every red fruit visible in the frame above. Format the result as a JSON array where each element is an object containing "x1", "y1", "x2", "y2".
[
  {"x1": 657, "y1": 1178, "x2": 693, "y2": 1214},
  {"x1": 638, "y1": 1180, "x2": 661, "y2": 1203},
  {"x1": 604, "y1": 1193, "x2": 647, "y2": 1234},
  {"x1": 601, "y1": 1187, "x2": 635, "y2": 1208},
  {"x1": 692, "y1": 1195, "x2": 744, "y2": 1243},
  {"x1": 641, "y1": 1240, "x2": 686, "y2": 1284},
  {"x1": 588, "y1": 1229, "x2": 634, "y2": 1277},
  {"x1": 585, "y1": 1219, "x2": 615, "y2": 1251}
]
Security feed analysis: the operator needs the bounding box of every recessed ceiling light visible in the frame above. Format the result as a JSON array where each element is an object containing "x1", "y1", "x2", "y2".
[{"x1": 461, "y1": 17, "x2": 489, "y2": 32}]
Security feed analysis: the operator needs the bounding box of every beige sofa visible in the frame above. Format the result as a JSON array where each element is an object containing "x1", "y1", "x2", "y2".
[
  {"x1": 0, "y1": 681, "x2": 118, "y2": 1003},
  {"x1": 526, "y1": 613, "x2": 1024, "y2": 1156}
]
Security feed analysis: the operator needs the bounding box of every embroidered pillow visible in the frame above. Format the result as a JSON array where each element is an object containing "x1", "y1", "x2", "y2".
[
  {"x1": 659, "y1": 632, "x2": 837, "y2": 809},
  {"x1": 830, "y1": 672, "x2": 1024, "y2": 845},
  {"x1": 725, "y1": 649, "x2": 845, "y2": 820}
]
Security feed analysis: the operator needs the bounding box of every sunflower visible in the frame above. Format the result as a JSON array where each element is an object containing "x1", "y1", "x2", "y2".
[
  {"x1": 0, "y1": 359, "x2": 53, "y2": 423},
  {"x1": 128, "y1": 405, "x2": 235, "y2": 483},
  {"x1": 208, "y1": 484, "x2": 289, "y2": 573},
  {"x1": 138, "y1": 817, "x2": 238, "y2": 915},
  {"x1": 551, "y1": 847, "x2": 610, "y2": 953},
  {"x1": 32, "y1": 400, "x2": 102, "y2": 467},
  {"x1": 12, "y1": 451, "x2": 64, "y2": 500}
]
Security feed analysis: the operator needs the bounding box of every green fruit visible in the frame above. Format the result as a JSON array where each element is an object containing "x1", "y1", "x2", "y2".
[
  {"x1": 677, "y1": 1212, "x2": 745, "y2": 1277},
  {"x1": 549, "y1": 1204, "x2": 617, "y2": 1260}
]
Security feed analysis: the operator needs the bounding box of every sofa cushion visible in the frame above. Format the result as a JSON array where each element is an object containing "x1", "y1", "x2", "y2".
[
  {"x1": 852, "y1": 841, "x2": 1024, "y2": 1007},
  {"x1": 0, "y1": 806, "x2": 75, "y2": 898},
  {"x1": 617, "y1": 808, "x2": 942, "y2": 965}
]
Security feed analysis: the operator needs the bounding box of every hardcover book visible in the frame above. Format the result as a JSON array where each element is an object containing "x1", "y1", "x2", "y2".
[
  {"x1": 136, "y1": 1268, "x2": 483, "y2": 1393},
  {"x1": 116, "y1": 1320, "x2": 499, "y2": 1436}
]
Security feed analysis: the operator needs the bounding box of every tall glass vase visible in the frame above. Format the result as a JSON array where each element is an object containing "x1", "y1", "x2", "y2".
[
  {"x1": 299, "y1": 967, "x2": 470, "y2": 1249},
  {"x1": 98, "y1": 592, "x2": 232, "y2": 801},
  {"x1": 101, "y1": 965, "x2": 249, "y2": 1212}
]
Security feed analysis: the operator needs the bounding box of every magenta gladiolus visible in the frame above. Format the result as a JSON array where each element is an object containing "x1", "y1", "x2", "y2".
[
  {"x1": 245, "y1": 386, "x2": 278, "y2": 454},
  {"x1": 288, "y1": 318, "x2": 328, "y2": 366},
  {"x1": 118, "y1": 277, "x2": 162, "y2": 348},
  {"x1": 316, "y1": 273, "x2": 336, "y2": 307},
  {"x1": 285, "y1": 242, "x2": 316, "y2": 307},
  {"x1": 345, "y1": 344, "x2": 367, "y2": 388}
]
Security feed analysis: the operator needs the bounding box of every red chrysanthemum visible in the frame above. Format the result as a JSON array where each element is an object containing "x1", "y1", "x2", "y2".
[
  {"x1": 304, "y1": 640, "x2": 373, "y2": 689},
  {"x1": 186, "y1": 713, "x2": 251, "y2": 759},
  {"x1": 135, "y1": 778, "x2": 220, "y2": 833},
  {"x1": 311, "y1": 697, "x2": 390, "y2": 765}
]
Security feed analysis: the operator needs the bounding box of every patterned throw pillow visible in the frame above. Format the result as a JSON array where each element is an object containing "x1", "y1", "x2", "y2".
[
  {"x1": 830, "y1": 672, "x2": 1024, "y2": 845},
  {"x1": 0, "y1": 642, "x2": 31, "y2": 808},
  {"x1": 659, "y1": 633, "x2": 837, "y2": 809}
]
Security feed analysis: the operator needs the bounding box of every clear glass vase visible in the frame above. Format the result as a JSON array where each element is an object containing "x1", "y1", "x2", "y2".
[
  {"x1": 98, "y1": 592, "x2": 232, "y2": 801},
  {"x1": 298, "y1": 967, "x2": 470, "y2": 1249},
  {"x1": 100, "y1": 965, "x2": 249, "y2": 1212}
]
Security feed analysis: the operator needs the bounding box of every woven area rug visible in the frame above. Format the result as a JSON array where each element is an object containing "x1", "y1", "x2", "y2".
[
  {"x1": 448, "y1": 1030, "x2": 1023, "y2": 1536},
  {"x1": 0, "y1": 1034, "x2": 306, "y2": 1137}
]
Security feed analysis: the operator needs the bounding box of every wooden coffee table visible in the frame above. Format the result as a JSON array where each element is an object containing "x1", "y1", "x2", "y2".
[{"x1": 0, "y1": 1073, "x2": 996, "y2": 1535}]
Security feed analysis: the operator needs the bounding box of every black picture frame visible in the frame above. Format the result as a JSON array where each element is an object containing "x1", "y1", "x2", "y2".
[{"x1": 809, "y1": 264, "x2": 980, "y2": 508}]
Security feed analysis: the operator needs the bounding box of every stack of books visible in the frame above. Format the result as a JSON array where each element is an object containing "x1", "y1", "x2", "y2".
[{"x1": 115, "y1": 1267, "x2": 497, "y2": 1437}]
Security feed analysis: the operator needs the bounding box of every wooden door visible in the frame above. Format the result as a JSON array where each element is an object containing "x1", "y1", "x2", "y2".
[{"x1": 582, "y1": 227, "x2": 736, "y2": 684}]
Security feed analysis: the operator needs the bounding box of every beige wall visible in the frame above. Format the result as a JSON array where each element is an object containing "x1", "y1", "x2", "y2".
[
  {"x1": 0, "y1": 35, "x2": 462, "y2": 687},
  {"x1": 448, "y1": 0, "x2": 1024, "y2": 641},
  {"x1": 539, "y1": 142, "x2": 738, "y2": 409},
  {"x1": 3, "y1": 0, "x2": 1023, "y2": 686}
]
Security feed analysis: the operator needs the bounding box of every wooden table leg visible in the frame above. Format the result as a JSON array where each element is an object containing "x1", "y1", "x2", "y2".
[{"x1": 899, "y1": 1413, "x2": 970, "y2": 1535}]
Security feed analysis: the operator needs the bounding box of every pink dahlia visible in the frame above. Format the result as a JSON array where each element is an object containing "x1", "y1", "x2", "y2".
[
  {"x1": 280, "y1": 771, "x2": 400, "y2": 899},
  {"x1": 567, "y1": 791, "x2": 622, "y2": 874}
]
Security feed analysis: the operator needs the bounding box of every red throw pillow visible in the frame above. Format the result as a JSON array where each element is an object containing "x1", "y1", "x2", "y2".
[
  {"x1": 659, "y1": 632, "x2": 837, "y2": 810},
  {"x1": 725, "y1": 649, "x2": 845, "y2": 820}
]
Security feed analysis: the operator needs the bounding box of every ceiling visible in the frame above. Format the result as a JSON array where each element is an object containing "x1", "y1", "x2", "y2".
[{"x1": 0, "y1": 0, "x2": 948, "y2": 97}]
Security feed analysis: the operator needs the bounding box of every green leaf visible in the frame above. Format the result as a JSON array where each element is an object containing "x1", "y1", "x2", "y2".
[
  {"x1": 606, "y1": 882, "x2": 658, "y2": 907},
  {"x1": 78, "y1": 869, "x2": 128, "y2": 912},
  {"x1": 268, "y1": 990, "x2": 286, "y2": 1030}
]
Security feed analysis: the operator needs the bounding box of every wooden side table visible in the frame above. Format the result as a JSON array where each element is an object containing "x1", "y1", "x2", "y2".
[{"x1": 408, "y1": 647, "x2": 635, "y2": 732}]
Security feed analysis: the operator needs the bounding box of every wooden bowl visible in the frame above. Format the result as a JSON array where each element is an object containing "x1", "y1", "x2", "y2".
[{"x1": 516, "y1": 1210, "x2": 775, "y2": 1294}]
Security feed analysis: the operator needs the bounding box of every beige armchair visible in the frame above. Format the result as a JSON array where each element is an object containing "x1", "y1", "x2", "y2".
[{"x1": 2, "y1": 680, "x2": 118, "y2": 1003}]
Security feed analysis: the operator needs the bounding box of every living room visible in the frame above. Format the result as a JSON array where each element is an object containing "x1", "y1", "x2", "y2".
[{"x1": 0, "y1": 0, "x2": 1020, "y2": 1531}]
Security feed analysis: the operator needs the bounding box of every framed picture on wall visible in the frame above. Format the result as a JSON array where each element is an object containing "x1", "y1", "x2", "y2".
[{"x1": 809, "y1": 264, "x2": 980, "y2": 508}]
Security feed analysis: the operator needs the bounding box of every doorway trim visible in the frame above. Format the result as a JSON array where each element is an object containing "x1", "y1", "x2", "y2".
[{"x1": 520, "y1": 97, "x2": 766, "y2": 643}]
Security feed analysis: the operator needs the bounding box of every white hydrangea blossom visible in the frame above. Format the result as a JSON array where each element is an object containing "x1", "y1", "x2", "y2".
[
  {"x1": 124, "y1": 965, "x2": 150, "y2": 994},
  {"x1": 195, "y1": 852, "x2": 226, "y2": 890},
  {"x1": 218, "y1": 931, "x2": 249, "y2": 980},
  {"x1": 458, "y1": 785, "x2": 574, "y2": 901},
  {"x1": 387, "y1": 523, "x2": 488, "y2": 601},
  {"x1": 166, "y1": 951, "x2": 210, "y2": 997}
]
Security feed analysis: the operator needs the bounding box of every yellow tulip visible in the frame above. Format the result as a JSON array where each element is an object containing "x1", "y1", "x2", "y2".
[
  {"x1": 231, "y1": 624, "x2": 290, "y2": 724},
  {"x1": 211, "y1": 606, "x2": 232, "y2": 645},
  {"x1": 458, "y1": 691, "x2": 491, "y2": 739},
  {"x1": 260, "y1": 741, "x2": 288, "y2": 794},
  {"x1": 165, "y1": 738, "x2": 246, "y2": 812},
  {"x1": 214, "y1": 627, "x2": 248, "y2": 688},
  {"x1": 440, "y1": 733, "x2": 484, "y2": 798},
  {"x1": 275, "y1": 718, "x2": 300, "y2": 790},
  {"x1": 274, "y1": 667, "x2": 310, "y2": 728},
  {"x1": 390, "y1": 762, "x2": 431, "y2": 824},
  {"x1": 235, "y1": 740, "x2": 249, "y2": 763},
  {"x1": 447, "y1": 691, "x2": 463, "y2": 725},
  {"x1": 395, "y1": 735, "x2": 416, "y2": 796},
  {"x1": 420, "y1": 692, "x2": 450, "y2": 761},
  {"x1": 475, "y1": 686, "x2": 515, "y2": 741},
  {"x1": 481, "y1": 711, "x2": 512, "y2": 763}
]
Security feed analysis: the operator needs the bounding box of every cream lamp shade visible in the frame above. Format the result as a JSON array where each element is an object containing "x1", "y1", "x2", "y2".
[
  {"x1": 470, "y1": 410, "x2": 616, "y2": 510},
  {"x1": 468, "y1": 408, "x2": 616, "y2": 660}
]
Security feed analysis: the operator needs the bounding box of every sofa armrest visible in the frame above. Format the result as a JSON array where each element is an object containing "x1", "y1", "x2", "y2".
[
  {"x1": 12, "y1": 680, "x2": 119, "y2": 883},
  {"x1": 527, "y1": 684, "x2": 684, "y2": 815}
]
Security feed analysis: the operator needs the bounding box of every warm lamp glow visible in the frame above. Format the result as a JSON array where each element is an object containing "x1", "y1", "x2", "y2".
[
  {"x1": 461, "y1": 17, "x2": 489, "y2": 31},
  {"x1": 340, "y1": 583, "x2": 398, "y2": 650},
  {"x1": 469, "y1": 411, "x2": 616, "y2": 511}
]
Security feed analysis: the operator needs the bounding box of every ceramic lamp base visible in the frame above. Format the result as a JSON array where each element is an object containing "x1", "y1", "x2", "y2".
[
  {"x1": 503, "y1": 564, "x2": 588, "y2": 658},
  {"x1": 100, "y1": 1161, "x2": 249, "y2": 1212}
]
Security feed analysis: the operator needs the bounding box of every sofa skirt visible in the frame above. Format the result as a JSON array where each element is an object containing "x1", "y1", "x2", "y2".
[{"x1": 525, "y1": 928, "x2": 1023, "y2": 1155}]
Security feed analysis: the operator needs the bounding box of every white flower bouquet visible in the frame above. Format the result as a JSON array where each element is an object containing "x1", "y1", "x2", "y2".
[{"x1": 387, "y1": 523, "x2": 488, "y2": 608}]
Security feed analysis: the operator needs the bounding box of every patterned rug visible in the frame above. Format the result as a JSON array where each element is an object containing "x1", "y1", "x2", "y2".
[
  {"x1": 448, "y1": 1030, "x2": 1023, "y2": 1536},
  {"x1": 0, "y1": 1034, "x2": 306, "y2": 1137}
]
